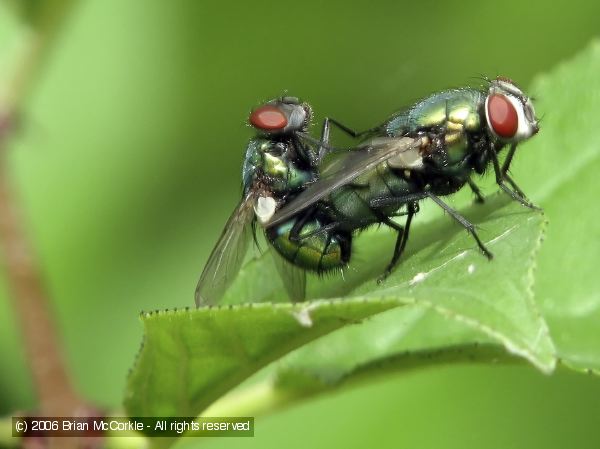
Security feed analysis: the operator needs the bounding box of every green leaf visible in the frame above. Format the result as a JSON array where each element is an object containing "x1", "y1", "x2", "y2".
[
  {"x1": 514, "y1": 41, "x2": 600, "y2": 373},
  {"x1": 124, "y1": 297, "x2": 408, "y2": 417},
  {"x1": 125, "y1": 196, "x2": 548, "y2": 421},
  {"x1": 126, "y1": 39, "x2": 600, "y2": 430},
  {"x1": 252, "y1": 40, "x2": 600, "y2": 404}
]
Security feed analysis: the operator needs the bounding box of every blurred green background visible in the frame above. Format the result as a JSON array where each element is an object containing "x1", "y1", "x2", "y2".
[{"x1": 1, "y1": 0, "x2": 600, "y2": 447}]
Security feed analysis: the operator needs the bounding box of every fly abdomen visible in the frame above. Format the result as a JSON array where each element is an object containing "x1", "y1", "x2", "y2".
[
  {"x1": 327, "y1": 163, "x2": 414, "y2": 229},
  {"x1": 266, "y1": 215, "x2": 351, "y2": 273}
]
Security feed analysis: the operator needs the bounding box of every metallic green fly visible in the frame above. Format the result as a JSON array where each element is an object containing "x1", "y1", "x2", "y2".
[
  {"x1": 195, "y1": 77, "x2": 540, "y2": 306},
  {"x1": 195, "y1": 96, "x2": 336, "y2": 306},
  {"x1": 266, "y1": 77, "x2": 539, "y2": 278}
]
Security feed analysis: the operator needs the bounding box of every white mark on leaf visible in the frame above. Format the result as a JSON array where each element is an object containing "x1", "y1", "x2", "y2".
[
  {"x1": 409, "y1": 272, "x2": 428, "y2": 285},
  {"x1": 290, "y1": 304, "x2": 320, "y2": 328}
]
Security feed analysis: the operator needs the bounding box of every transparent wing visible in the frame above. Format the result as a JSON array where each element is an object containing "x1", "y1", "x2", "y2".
[
  {"x1": 271, "y1": 250, "x2": 307, "y2": 302},
  {"x1": 195, "y1": 192, "x2": 256, "y2": 306},
  {"x1": 266, "y1": 136, "x2": 422, "y2": 227}
]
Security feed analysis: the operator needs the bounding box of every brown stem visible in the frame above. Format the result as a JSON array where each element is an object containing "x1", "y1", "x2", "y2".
[
  {"x1": 0, "y1": 153, "x2": 82, "y2": 415},
  {"x1": 0, "y1": 0, "x2": 81, "y2": 411},
  {"x1": 0, "y1": 3, "x2": 101, "y2": 448}
]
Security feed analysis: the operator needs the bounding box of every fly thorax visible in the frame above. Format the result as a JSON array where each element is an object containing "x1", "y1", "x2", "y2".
[
  {"x1": 445, "y1": 133, "x2": 470, "y2": 165},
  {"x1": 448, "y1": 102, "x2": 481, "y2": 132},
  {"x1": 287, "y1": 165, "x2": 316, "y2": 191},
  {"x1": 263, "y1": 152, "x2": 288, "y2": 178}
]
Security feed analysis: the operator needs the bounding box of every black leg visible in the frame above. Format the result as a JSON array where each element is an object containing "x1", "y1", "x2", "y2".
[
  {"x1": 289, "y1": 208, "x2": 317, "y2": 242},
  {"x1": 369, "y1": 192, "x2": 428, "y2": 209},
  {"x1": 292, "y1": 134, "x2": 318, "y2": 167},
  {"x1": 379, "y1": 216, "x2": 405, "y2": 271},
  {"x1": 426, "y1": 192, "x2": 493, "y2": 259},
  {"x1": 296, "y1": 131, "x2": 331, "y2": 148},
  {"x1": 388, "y1": 209, "x2": 411, "y2": 218},
  {"x1": 503, "y1": 172, "x2": 527, "y2": 198},
  {"x1": 317, "y1": 117, "x2": 332, "y2": 162},
  {"x1": 337, "y1": 232, "x2": 352, "y2": 265},
  {"x1": 489, "y1": 148, "x2": 540, "y2": 210},
  {"x1": 296, "y1": 131, "x2": 334, "y2": 167},
  {"x1": 389, "y1": 202, "x2": 419, "y2": 216},
  {"x1": 378, "y1": 204, "x2": 416, "y2": 282},
  {"x1": 501, "y1": 143, "x2": 517, "y2": 175},
  {"x1": 467, "y1": 178, "x2": 485, "y2": 204},
  {"x1": 499, "y1": 143, "x2": 527, "y2": 197},
  {"x1": 324, "y1": 117, "x2": 367, "y2": 139},
  {"x1": 317, "y1": 117, "x2": 372, "y2": 162},
  {"x1": 317, "y1": 233, "x2": 334, "y2": 273}
]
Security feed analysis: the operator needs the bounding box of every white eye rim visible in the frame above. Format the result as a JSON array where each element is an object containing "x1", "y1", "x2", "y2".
[
  {"x1": 284, "y1": 104, "x2": 307, "y2": 133},
  {"x1": 493, "y1": 78, "x2": 524, "y2": 97},
  {"x1": 485, "y1": 93, "x2": 534, "y2": 142}
]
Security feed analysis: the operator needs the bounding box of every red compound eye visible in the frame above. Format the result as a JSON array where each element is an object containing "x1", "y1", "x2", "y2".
[
  {"x1": 249, "y1": 105, "x2": 288, "y2": 130},
  {"x1": 487, "y1": 94, "x2": 518, "y2": 138}
]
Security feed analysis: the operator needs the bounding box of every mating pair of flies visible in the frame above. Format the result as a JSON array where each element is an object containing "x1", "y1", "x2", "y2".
[{"x1": 195, "y1": 77, "x2": 540, "y2": 306}]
